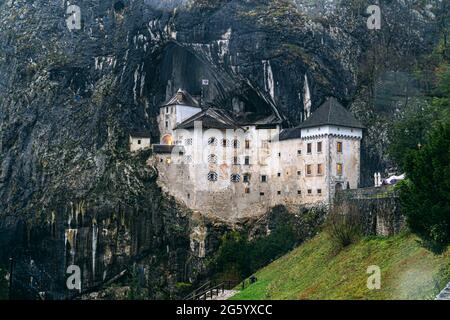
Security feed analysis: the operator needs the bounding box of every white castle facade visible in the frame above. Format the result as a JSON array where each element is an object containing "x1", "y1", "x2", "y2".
[{"x1": 149, "y1": 89, "x2": 363, "y2": 220}]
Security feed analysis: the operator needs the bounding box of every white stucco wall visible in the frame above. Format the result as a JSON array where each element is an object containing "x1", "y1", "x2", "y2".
[
  {"x1": 129, "y1": 136, "x2": 151, "y2": 152},
  {"x1": 152, "y1": 121, "x2": 361, "y2": 220}
]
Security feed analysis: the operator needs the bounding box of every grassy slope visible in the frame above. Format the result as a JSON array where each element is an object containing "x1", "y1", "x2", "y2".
[{"x1": 231, "y1": 232, "x2": 449, "y2": 300}]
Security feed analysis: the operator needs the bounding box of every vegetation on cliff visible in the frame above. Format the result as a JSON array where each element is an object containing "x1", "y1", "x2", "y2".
[{"x1": 208, "y1": 206, "x2": 326, "y2": 282}]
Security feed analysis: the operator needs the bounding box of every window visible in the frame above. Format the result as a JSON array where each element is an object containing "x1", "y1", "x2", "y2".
[
  {"x1": 306, "y1": 164, "x2": 312, "y2": 175},
  {"x1": 337, "y1": 142, "x2": 343, "y2": 153},
  {"x1": 233, "y1": 156, "x2": 239, "y2": 165},
  {"x1": 222, "y1": 139, "x2": 229, "y2": 147},
  {"x1": 208, "y1": 154, "x2": 217, "y2": 164},
  {"x1": 261, "y1": 175, "x2": 268, "y2": 183},
  {"x1": 317, "y1": 189, "x2": 322, "y2": 195},
  {"x1": 245, "y1": 140, "x2": 250, "y2": 149},
  {"x1": 208, "y1": 137, "x2": 217, "y2": 146},
  {"x1": 297, "y1": 150, "x2": 302, "y2": 156},
  {"x1": 277, "y1": 172, "x2": 281, "y2": 177},
  {"x1": 230, "y1": 174, "x2": 241, "y2": 183},
  {"x1": 297, "y1": 190, "x2": 302, "y2": 195},
  {"x1": 137, "y1": 139, "x2": 142, "y2": 145},
  {"x1": 187, "y1": 193, "x2": 190, "y2": 199},
  {"x1": 244, "y1": 156, "x2": 250, "y2": 165},
  {"x1": 166, "y1": 107, "x2": 169, "y2": 114},
  {"x1": 307, "y1": 189, "x2": 312, "y2": 195},
  {"x1": 165, "y1": 121, "x2": 169, "y2": 128},
  {"x1": 233, "y1": 139, "x2": 240, "y2": 149},
  {"x1": 277, "y1": 191, "x2": 281, "y2": 195},
  {"x1": 297, "y1": 170, "x2": 301, "y2": 176},
  {"x1": 317, "y1": 141, "x2": 322, "y2": 153},
  {"x1": 317, "y1": 164, "x2": 323, "y2": 175},
  {"x1": 207, "y1": 171, "x2": 218, "y2": 182},
  {"x1": 278, "y1": 152, "x2": 281, "y2": 157},
  {"x1": 243, "y1": 174, "x2": 250, "y2": 183},
  {"x1": 307, "y1": 143, "x2": 312, "y2": 154},
  {"x1": 245, "y1": 187, "x2": 250, "y2": 194},
  {"x1": 337, "y1": 163, "x2": 343, "y2": 175},
  {"x1": 260, "y1": 192, "x2": 265, "y2": 196}
]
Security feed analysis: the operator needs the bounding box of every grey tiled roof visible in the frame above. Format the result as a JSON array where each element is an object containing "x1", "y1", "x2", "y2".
[
  {"x1": 161, "y1": 89, "x2": 200, "y2": 108},
  {"x1": 130, "y1": 131, "x2": 151, "y2": 138},
  {"x1": 278, "y1": 128, "x2": 302, "y2": 141},
  {"x1": 153, "y1": 144, "x2": 176, "y2": 154},
  {"x1": 175, "y1": 108, "x2": 244, "y2": 130},
  {"x1": 298, "y1": 97, "x2": 364, "y2": 129}
]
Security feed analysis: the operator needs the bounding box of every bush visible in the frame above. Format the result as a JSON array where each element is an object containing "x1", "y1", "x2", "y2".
[
  {"x1": 210, "y1": 206, "x2": 326, "y2": 282},
  {"x1": 399, "y1": 117, "x2": 450, "y2": 252},
  {"x1": 326, "y1": 203, "x2": 362, "y2": 250}
]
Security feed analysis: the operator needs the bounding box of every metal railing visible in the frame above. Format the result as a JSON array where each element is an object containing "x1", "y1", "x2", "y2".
[{"x1": 184, "y1": 280, "x2": 238, "y2": 300}]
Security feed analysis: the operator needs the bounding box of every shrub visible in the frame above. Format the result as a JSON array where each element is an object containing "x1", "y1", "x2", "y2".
[{"x1": 326, "y1": 203, "x2": 362, "y2": 250}]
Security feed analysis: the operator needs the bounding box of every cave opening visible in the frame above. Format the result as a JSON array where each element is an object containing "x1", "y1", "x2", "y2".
[{"x1": 147, "y1": 41, "x2": 277, "y2": 119}]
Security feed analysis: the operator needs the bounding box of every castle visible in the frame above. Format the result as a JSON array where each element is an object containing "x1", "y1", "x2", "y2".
[{"x1": 149, "y1": 89, "x2": 364, "y2": 220}]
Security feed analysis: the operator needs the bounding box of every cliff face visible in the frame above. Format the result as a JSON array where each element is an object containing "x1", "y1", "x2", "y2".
[{"x1": 0, "y1": 0, "x2": 443, "y2": 298}]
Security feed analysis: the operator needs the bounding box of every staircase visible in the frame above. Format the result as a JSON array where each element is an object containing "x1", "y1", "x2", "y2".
[{"x1": 184, "y1": 280, "x2": 238, "y2": 300}]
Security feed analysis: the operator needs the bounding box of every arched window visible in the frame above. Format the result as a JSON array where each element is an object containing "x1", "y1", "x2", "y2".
[
  {"x1": 207, "y1": 172, "x2": 218, "y2": 182},
  {"x1": 162, "y1": 134, "x2": 173, "y2": 145},
  {"x1": 208, "y1": 154, "x2": 217, "y2": 164},
  {"x1": 208, "y1": 137, "x2": 217, "y2": 146},
  {"x1": 222, "y1": 139, "x2": 230, "y2": 147},
  {"x1": 230, "y1": 174, "x2": 241, "y2": 183}
]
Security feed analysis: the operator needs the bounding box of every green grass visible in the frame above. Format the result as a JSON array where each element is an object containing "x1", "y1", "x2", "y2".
[{"x1": 231, "y1": 232, "x2": 449, "y2": 300}]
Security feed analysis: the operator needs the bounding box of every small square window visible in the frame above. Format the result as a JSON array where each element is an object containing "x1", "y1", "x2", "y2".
[
  {"x1": 297, "y1": 190, "x2": 301, "y2": 195},
  {"x1": 243, "y1": 174, "x2": 250, "y2": 183},
  {"x1": 245, "y1": 187, "x2": 250, "y2": 194},
  {"x1": 337, "y1": 163, "x2": 343, "y2": 175},
  {"x1": 317, "y1": 189, "x2": 322, "y2": 194},
  {"x1": 277, "y1": 172, "x2": 281, "y2": 177},
  {"x1": 261, "y1": 175, "x2": 268, "y2": 183},
  {"x1": 260, "y1": 192, "x2": 265, "y2": 196},
  {"x1": 307, "y1": 189, "x2": 312, "y2": 194},
  {"x1": 297, "y1": 150, "x2": 302, "y2": 155},
  {"x1": 297, "y1": 171, "x2": 301, "y2": 176},
  {"x1": 317, "y1": 164, "x2": 323, "y2": 175},
  {"x1": 137, "y1": 140, "x2": 142, "y2": 145},
  {"x1": 277, "y1": 191, "x2": 281, "y2": 195}
]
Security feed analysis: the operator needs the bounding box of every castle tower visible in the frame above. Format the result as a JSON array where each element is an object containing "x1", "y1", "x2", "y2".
[
  {"x1": 298, "y1": 97, "x2": 364, "y2": 203},
  {"x1": 157, "y1": 89, "x2": 202, "y2": 145}
]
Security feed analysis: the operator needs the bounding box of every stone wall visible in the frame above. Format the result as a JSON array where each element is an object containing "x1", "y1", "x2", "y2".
[{"x1": 334, "y1": 186, "x2": 404, "y2": 236}]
